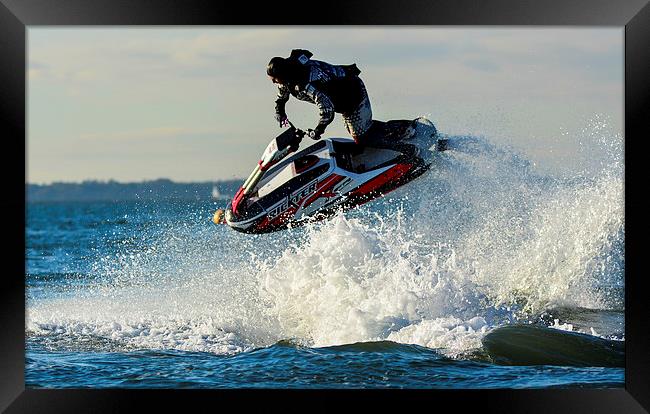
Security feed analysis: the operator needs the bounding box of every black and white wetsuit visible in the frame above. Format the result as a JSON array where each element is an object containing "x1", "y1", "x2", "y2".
[{"x1": 274, "y1": 52, "x2": 373, "y2": 144}]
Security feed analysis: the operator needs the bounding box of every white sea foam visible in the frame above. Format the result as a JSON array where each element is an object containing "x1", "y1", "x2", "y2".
[{"x1": 27, "y1": 116, "x2": 624, "y2": 356}]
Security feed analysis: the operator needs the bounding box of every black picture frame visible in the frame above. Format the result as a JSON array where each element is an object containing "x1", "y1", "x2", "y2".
[{"x1": 3, "y1": 0, "x2": 648, "y2": 412}]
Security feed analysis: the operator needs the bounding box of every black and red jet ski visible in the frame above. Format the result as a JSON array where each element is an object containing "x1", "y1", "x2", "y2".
[{"x1": 213, "y1": 117, "x2": 446, "y2": 234}]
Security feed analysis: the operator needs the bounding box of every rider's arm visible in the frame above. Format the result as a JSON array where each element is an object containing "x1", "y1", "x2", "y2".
[
  {"x1": 275, "y1": 84, "x2": 290, "y2": 119},
  {"x1": 304, "y1": 83, "x2": 334, "y2": 134}
]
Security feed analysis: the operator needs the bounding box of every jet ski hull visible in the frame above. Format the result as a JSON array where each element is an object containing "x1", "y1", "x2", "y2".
[
  {"x1": 223, "y1": 118, "x2": 441, "y2": 234},
  {"x1": 232, "y1": 160, "x2": 429, "y2": 234}
]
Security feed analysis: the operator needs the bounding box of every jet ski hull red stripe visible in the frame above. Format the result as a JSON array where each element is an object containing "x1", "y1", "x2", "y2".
[
  {"x1": 348, "y1": 163, "x2": 413, "y2": 198},
  {"x1": 257, "y1": 202, "x2": 301, "y2": 230},
  {"x1": 272, "y1": 207, "x2": 298, "y2": 226},
  {"x1": 254, "y1": 165, "x2": 414, "y2": 232},
  {"x1": 231, "y1": 187, "x2": 245, "y2": 214},
  {"x1": 302, "y1": 174, "x2": 345, "y2": 208},
  {"x1": 255, "y1": 174, "x2": 345, "y2": 231}
]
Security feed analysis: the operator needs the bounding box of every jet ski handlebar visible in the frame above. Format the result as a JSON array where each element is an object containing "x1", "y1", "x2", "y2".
[{"x1": 231, "y1": 124, "x2": 306, "y2": 215}]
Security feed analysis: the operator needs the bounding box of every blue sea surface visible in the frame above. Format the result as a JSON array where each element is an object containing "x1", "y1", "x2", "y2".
[{"x1": 26, "y1": 135, "x2": 625, "y2": 389}]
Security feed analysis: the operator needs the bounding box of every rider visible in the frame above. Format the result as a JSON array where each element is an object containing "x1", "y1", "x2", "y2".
[{"x1": 267, "y1": 49, "x2": 415, "y2": 147}]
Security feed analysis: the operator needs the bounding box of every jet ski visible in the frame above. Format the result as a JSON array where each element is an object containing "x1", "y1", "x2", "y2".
[{"x1": 213, "y1": 117, "x2": 446, "y2": 234}]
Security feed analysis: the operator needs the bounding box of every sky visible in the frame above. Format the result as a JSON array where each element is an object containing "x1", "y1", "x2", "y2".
[{"x1": 27, "y1": 27, "x2": 623, "y2": 183}]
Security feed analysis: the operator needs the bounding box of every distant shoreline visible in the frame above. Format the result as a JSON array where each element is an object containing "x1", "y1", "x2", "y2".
[{"x1": 26, "y1": 178, "x2": 241, "y2": 202}]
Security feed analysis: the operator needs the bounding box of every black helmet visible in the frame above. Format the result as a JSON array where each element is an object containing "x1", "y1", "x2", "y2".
[
  {"x1": 267, "y1": 57, "x2": 287, "y2": 78},
  {"x1": 267, "y1": 56, "x2": 308, "y2": 84}
]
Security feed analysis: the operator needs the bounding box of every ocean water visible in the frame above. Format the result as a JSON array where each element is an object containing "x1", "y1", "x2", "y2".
[{"x1": 26, "y1": 123, "x2": 625, "y2": 388}]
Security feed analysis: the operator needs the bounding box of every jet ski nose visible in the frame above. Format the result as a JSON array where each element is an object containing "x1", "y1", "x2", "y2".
[{"x1": 225, "y1": 208, "x2": 235, "y2": 223}]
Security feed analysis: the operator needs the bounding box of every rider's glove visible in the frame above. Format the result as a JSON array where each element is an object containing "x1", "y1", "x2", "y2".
[
  {"x1": 308, "y1": 125, "x2": 325, "y2": 140},
  {"x1": 275, "y1": 111, "x2": 288, "y2": 127}
]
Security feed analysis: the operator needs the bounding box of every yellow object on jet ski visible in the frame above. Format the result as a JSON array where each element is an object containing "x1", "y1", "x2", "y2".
[{"x1": 212, "y1": 209, "x2": 225, "y2": 225}]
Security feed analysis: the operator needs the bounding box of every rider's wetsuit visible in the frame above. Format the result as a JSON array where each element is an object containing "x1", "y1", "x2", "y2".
[{"x1": 271, "y1": 49, "x2": 374, "y2": 144}]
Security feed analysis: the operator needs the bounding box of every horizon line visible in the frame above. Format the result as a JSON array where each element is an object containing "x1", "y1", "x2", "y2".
[{"x1": 26, "y1": 177, "x2": 245, "y2": 186}]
